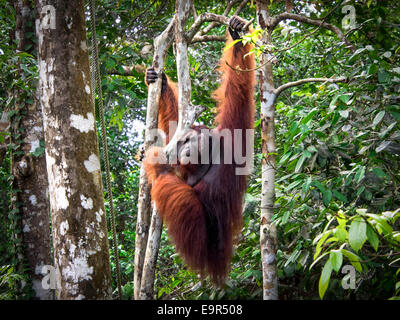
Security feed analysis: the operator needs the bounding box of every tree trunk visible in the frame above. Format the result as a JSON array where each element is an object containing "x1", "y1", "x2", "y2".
[
  {"x1": 138, "y1": 204, "x2": 163, "y2": 300},
  {"x1": 256, "y1": 0, "x2": 279, "y2": 300},
  {"x1": 12, "y1": 0, "x2": 53, "y2": 300},
  {"x1": 134, "y1": 18, "x2": 175, "y2": 300},
  {"x1": 35, "y1": 0, "x2": 112, "y2": 299},
  {"x1": 138, "y1": 0, "x2": 195, "y2": 300}
]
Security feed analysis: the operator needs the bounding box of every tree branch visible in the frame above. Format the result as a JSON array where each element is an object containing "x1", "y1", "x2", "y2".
[
  {"x1": 199, "y1": 0, "x2": 246, "y2": 35},
  {"x1": 191, "y1": 34, "x2": 226, "y2": 43},
  {"x1": 234, "y1": 0, "x2": 250, "y2": 16},
  {"x1": 134, "y1": 16, "x2": 175, "y2": 301},
  {"x1": 189, "y1": 0, "x2": 250, "y2": 41},
  {"x1": 274, "y1": 76, "x2": 348, "y2": 97},
  {"x1": 107, "y1": 64, "x2": 146, "y2": 76},
  {"x1": 186, "y1": 13, "x2": 229, "y2": 41},
  {"x1": 269, "y1": 12, "x2": 356, "y2": 52}
]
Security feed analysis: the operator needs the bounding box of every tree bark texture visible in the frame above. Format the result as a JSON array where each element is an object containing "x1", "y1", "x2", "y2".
[
  {"x1": 36, "y1": 0, "x2": 112, "y2": 299},
  {"x1": 138, "y1": 204, "x2": 162, "y2": 300},
  {"x1": 255, "y1": 0, "x2": 353, "y2": 300},
  {"x1": 256, "y1": 0, "x2": 279, "y2": 300},
  {"x1": 134, "y1": 18, "x2": 175, "y2": 300},
  {"x1": 13, "y1": 0, "x2": 53, "y2": 300}
]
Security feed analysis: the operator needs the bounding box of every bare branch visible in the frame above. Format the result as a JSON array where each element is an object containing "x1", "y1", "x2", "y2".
[
  {"x1": 191, "y1": 34, "x2": 226, "y2": 43},
  {"x1": 186, "y1": 104, "x2": 206, "y2": 125},
  {"x1": 274, "y1": 76, "x2": 348, "y2": 97},
  {"x1": 200, "y1": 0, "x2": 244, "y2": 35},
  {"x1": 191, "y1": 2, "x2": 198, "y2": 20},
  {"x1": 107, "y1": 64, "x2": 146, "y2": 76},
  {"x1": 187, "y1": 12, "x2": 252, "y2": 42},
  {"x1": 233, "y1": 0, "x2": 250, "y2": 16},
  {"x1": 186, "y1": 13, "x2": 229, "y2": 40},
  {"x1": 269, "y1": 12, "x2": 356, "y2": 52},
  {"x1": 192, "y1": 0, "x2": 250, "y2": 40}
]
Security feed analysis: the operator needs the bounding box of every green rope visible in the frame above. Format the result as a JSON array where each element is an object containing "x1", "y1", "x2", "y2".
[{"x1": 89, "y1": 0, "x2": 122, "y2": 300}]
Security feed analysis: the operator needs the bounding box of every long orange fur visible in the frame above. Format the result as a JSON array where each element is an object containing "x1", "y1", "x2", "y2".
[{"x1": 144, "y1": 30, "x2": 255, "y2": 284}]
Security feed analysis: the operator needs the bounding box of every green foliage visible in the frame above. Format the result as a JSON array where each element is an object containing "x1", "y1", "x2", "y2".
[
  {"x1": 311, "y1": 208, "x2": 400, "y2": 299},
  {"x1": 96, "y1": 0, "x2": 400, "y2": 300},
  {"x1": 0, "y1": 0, "x2": 399, "y2": 301},
  {"x1": 0, "y1": 265, "x2": 23, "y2": 300},
  {"x1": 260, "y1": 0, "x2": 400, "y2": 300}
]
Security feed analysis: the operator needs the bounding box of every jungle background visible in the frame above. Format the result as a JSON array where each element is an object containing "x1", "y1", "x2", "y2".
[{"x1": 0, "y1": 0, "x2": 399, "y2": 300}]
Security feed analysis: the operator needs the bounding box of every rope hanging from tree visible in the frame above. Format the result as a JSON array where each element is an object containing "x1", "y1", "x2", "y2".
[{"x1": 89, "y1": 0, "x2": 122, "y2": 300}]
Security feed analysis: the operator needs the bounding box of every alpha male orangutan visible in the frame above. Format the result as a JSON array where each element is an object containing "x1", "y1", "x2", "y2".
[{"x1": 143, "y1": 16, "x2": 255, "y2": 285}]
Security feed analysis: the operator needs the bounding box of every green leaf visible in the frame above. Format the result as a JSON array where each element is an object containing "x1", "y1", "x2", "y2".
[
  {"x1": 366, "y1": 213, "x2": 393, "y2": 235},
  {"x1": 366, "y1": 224, "x2": 379, "y2": 252},
  {"x1": 307, "y1": 145, "x2": 318, "y2": 153},
  {"x1": 337, "y1": 210, "x2": 347, "y2": 223},
  {"x1": 329, "y1": 250, "x2": 343, "y2": 272},
  {"x1": 363, "y1": 189, "x2": 372, "y2": 201},
  {"x1": 310, "y1": 252, "x2": 329, "y2": 270},
  {"x1": 330, "y1": 111, "x2": 340, "y2": 126},
  {"x1": 356, "y1": 185, "x2": 365, "y2": 197},
  {"x1": 279, "y1": 151, "x2": 292, "y2": 165},
  {"x1": 372, "y1": 110, "x2": 385, "y2": 127},
  {"x1": 225, "y1": 38, "x2": 242, "y2": 50},
  {"x1": 302, "y1": 177, "x2": 312, "y2": 194},
  {"x1": 312, "y1": 180, "x2": 325, "y2": 192},
  {"x1": 301, "y1": 108, "x2": 318, "y2": 124},
  {"x1": 322, "y1": 189, "x2": 332, "y2": 207},
  {"x1": 329, "y1": 94, "x2": 339, "y2": 110},
  {"x1": 171, "y1": 279, "x2": 182, "y2": 288},
  {"x1": 333, "y1": 190, "x2": 347, "y2": 203},
  {"x1": 314, "y1": 230, "x2": 333, "y2": 260},
  {"x1": 348, "y1": 217, "x2": 367, "y2": 252},
  {"x1": 367, "y1": 63, "x2": 378, "y2": 75},
  {"x1": 348, "y1": 47, "x2": 366, "y2": 63},
  {"x1": 345, "y1": 173, "x2": 353, "y2": 186},
  {"x1": 375, "y1": 140, "x2": 391, "y2": 153},
  {"x1": 339, "y1": 95, "x2": 352, "y2": 104},
  {"x1": 31, "y1": 147, "x2": 45, "y2": 157},
  {"x1": 334, "y1": 228, "x2": 348, "y2": 242},
  {"x1": 378, "y1": 70, "x2": 390, "y2": 83},
  {"x1": 354, "y1": 166, "x2": 365, "y2": 184},
  {"x1": 295, "y1": 154, "x2": 306, "y2": 173},
  {"x1": 319, "y1": 259, "x2": 332, "y2": 299},
  {"x1": 341, "y1": 249, "x2": 362, "y2": 272},
  {"x1": 372, "y1": 167, "x2": 387, "y2": 179},
  {"x1": 379, "y1": 122, "x2": 397, "y2": 139},
  {"x1": 285, "y1": 180, "x2": 302, "y2": 192}
]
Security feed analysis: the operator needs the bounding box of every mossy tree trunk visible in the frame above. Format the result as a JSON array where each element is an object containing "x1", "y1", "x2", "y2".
[
  {"x1": 35, "y1": 0, "x2": 112, "y2": 299},
  {"x1": 12, "y1": 0, "x2": 53, "y2": 300}
]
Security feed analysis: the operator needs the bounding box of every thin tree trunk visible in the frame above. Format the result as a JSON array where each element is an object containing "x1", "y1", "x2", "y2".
[
  {"x1": 139, "y1": 0, "x2": 208, "y2": 299},
  {"x1": 256, "y1": 0, "x2": 279, "y2": 300},
  {"x1": 35, "y1": 0, "x2": 112, "y2": 299},
  {"x1": 12, "y1": 0, "x2": 53, "y2": 300},
  {"x1": 134, "y1": 17, "x2": 175, "y2": 300},
  {"x1": 255, "y1": 0, "x2": 352, "y2": 300},
  {"x1": 138, "y1": 204, "x2": 162, "y2": 300},
  {"x1": 137, "y1": 2, "x2": 250, "y2": 299}
]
